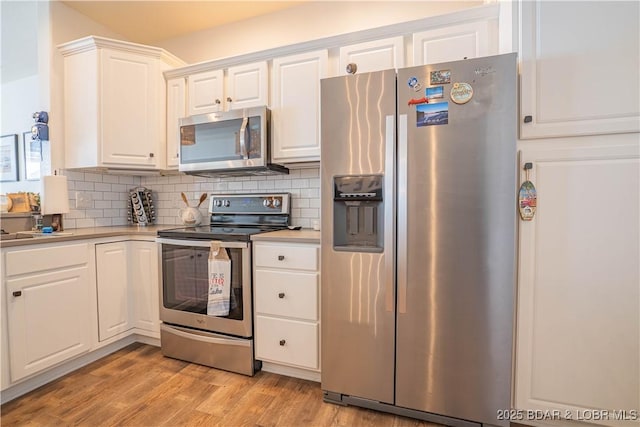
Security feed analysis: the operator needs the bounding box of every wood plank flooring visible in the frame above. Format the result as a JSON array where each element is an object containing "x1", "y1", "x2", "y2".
[{"x1": 1, "y1": 343, "x2": 440, "y2": 427}]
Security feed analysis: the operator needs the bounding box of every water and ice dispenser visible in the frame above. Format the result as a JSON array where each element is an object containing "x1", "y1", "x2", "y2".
[{"x1": 333, "y1": 175, "x2": 384, "y2": 253}]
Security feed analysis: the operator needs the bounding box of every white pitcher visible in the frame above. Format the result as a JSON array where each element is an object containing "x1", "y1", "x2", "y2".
[{"x1": 178, "y1": 207, "x2": 202, "y2": 226}]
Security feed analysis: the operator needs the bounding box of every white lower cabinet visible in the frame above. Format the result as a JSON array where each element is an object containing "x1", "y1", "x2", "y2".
[
  {"x1": 3, "y1": 243, "x2": 92, "y2": 382},
  {"x1": 516, "y1": 139, "x2": 640, "y2": 426},
  {"x1": 95, "y1": 240, "x2": 160, "y2": 341},
  {"x1": 96, "y1": 241, "x2": 132, "y2": 340},
  {"x1": 253, "y1": 241, "x2": 320, "y2": 379}
]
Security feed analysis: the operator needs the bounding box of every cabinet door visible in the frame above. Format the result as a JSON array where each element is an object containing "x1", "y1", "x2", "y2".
[
  {"x1": 166, "y1": 77, "x2": 186, "y2": 169},
  {"x1": 519, "y1": 1, "x2": 640, "y2": 139},
  {"x1": 100, "y1": 48, "x2": 160, "y2": 168},
  {"x1": 339, "y1": 37, "x2": 404, "y2": 74},
  {"x1": 271, "y1": 50, "x2": 328, "y2": 162},
  {"x1": 226, "y1": 61, "x2": 268, "y2": 111},
  {"x1": 95, "y1": 242, "x2": 133, "y2": 341},
  {"x1": 6, "y1": 266, "x2": 91, "y2": 382},
  {"x1": 516, "y1": 142, "x2": 640, "y2": 426},
  {"x1": 412, "y1": 19, "x2": 497, "y2": 66},
  {"x1": 187, "y1": 69, "x2": 224, "y2": 115},
  {"x1": 130, "y1": 241, "x2": 160, "y2": 333}
]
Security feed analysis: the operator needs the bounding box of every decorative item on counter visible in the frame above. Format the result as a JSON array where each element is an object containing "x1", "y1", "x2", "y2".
[
  {"x1": 127, "y1": 187, "x2": 155, "y2": 226},
  {"x1": 518, "y1": 162, "x2": 537, "y2": 221},
  {"x1": 41, "y1": 172, "x2": 70, "y2": 231},
  {"x1": 6, "y1": 193, "x2": 31, "y2": 213},
  {"x1": 0, "y1": 194, "x2": 12, "y2": 213},
  {"x1": 178, "y1": 192, "x2": 206, "y2": 226}
]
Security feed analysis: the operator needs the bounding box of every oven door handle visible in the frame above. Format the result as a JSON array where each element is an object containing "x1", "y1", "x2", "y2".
[{"x1": 156, "y1": 238, "x2": 249, "y2": 249}]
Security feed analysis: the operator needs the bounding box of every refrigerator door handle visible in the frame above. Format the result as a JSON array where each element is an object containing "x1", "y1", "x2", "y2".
[
  {"x1": 384, "y1": 114, "x2": 396, "y2": 312},
  {"x1": 397, "y1": 114, "x2": 408, "y2": 314}
]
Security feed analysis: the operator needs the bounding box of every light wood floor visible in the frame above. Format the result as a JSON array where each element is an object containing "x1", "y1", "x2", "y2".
[{"x1": 1, "y1": 343, "x2": 440, "y2": 426}]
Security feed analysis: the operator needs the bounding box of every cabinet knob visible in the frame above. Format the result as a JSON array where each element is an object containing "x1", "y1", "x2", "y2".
[
  {"x1": 149, "y1": 152, "x2": 155, "y2": 158},
  {"x1": 226, "y1": 97, "x2": 233, "y2": 103},
  {"x1": 524, "y1": 115, "x2": 533, "y2": 123},
  {"x1": 279, "y1": 339, "x2": 286, "y2": 346},
  {"x1": 12, "y1": 291, "x2": 22, "y2": 297},
  {"x1": 278, "y1": 255, "x2": 285, "y2": 261},
  {"x1": 278, "y1": 292, "x2": 285, "y2": 299},
  {"x1": 215, "y1": 99, "x2": 221, "y2": 104}
]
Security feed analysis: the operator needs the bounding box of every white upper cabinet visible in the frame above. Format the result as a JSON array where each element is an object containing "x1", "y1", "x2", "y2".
[
  {"x1": 412, "y1": 19, "x2": 498, "y2": 66},
  {"x1": 186, "y1": 61, "x2": 268, "y2": 115},
  {"x1": 226, "y1": 62, "x2": 269, "y2": 110},
  {"x1": 166, "y1": 77, "x2": 186, "y2": 169},
  {"x1": 59, "y1": 36, "x2": 184, "y2": 171},
  {"x1": 339, "y1": 36, "x2": 404, "y2": 74},
  {"x1": 519, "y1": 1, "x2": 640, "y2": 139},
  {"x1": 271, "y1": 50, "x2": 328, "y2": 163},
  {"x1": 187, "y1": 69, "x2": 224, "y2": 115}
]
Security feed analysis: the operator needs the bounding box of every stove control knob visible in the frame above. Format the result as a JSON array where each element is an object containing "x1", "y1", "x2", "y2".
[
  {"x1": 214, "y1": 199, "x2": 222, "y2": 207},
  {"x1": 223, "y1": 200, "x2": 230, "y2": 207},
  {"x1": 263, "y1": 199, "x2": 272, "y2": 208},
  {"x1": 272, "y1": 198, "x2": 281, "y2": 208}
]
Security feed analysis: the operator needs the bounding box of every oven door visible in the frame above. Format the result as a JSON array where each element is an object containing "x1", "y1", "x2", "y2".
[{"x1": 157, "y1": 238, "x2": 252, "y2": 338}]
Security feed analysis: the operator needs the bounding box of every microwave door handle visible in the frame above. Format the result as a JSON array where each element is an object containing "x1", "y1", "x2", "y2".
[{"x1": 239, "y1": 117, "x2": 249, "y2": 159}]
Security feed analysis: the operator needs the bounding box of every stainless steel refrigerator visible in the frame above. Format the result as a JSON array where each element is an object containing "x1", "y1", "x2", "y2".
[{"x1": 320, "y1": 53, "x2": 517, "y2": 427}]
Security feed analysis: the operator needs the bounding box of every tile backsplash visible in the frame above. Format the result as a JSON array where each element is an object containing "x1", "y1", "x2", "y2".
[{"x1": 64, "y1": 167, "x2": 320, "y2": 229}]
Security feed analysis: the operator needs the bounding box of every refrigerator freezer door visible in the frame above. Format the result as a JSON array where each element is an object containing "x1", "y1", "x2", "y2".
[
  {"x1": 320, "y1": 69, "x2": 396, "y2": 404},
  {"x1": 395, "y1": 54, "x2": 517, "y2": 426}
]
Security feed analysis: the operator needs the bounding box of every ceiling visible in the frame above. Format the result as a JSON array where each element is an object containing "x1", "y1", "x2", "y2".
[{"x1": 61, "y1": 1, "x2": 308, "y2": 44}]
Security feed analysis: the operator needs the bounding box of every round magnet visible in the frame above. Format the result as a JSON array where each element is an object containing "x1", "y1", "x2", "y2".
[
  {"x1": 407, "y1": 77, "x2": 418, "y2": 88},
  {"x1": 450, "y1": 82, "x2": 473, "y2": 104}
]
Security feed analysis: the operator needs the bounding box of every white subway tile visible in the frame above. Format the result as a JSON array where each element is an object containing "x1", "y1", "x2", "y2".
[
  {"x1": 75, "y1": 181, "x2": 94, "y2": 191},
  {"x1": 242, "y1": 181, "x2": 258, "y2": 190},
  {"x1": 293, "y1": 198, "x2": 310, "y2": 208},
  {"x1": 94, "y1": 200, "x2": 112, "y2": 209},
  {"x1": 95, "y1": 217, "x2": 113, "y2": 227},
  {"x1": 94, "y1": 183, "x2": 111, "y2": 192},
  {"x1": 84, "y1": 173, "x2": 103, "y2": 183},
  {"x1": 64, "y1": 219, "x2": 77, "y2": 229},
  {"x1": 111, "y1": 184, "x2": 126, "y2": 192},
  {"x1": 76, "y1": 218, "x2": 96, "y2": 228},
  {"x1": 103, "y1": 209, "x2": 119, "y2": 217},
  {"x1": 258, "y1": 180, "x2": 275, "y2": 190},
  {"x1": 86, "y1": 209, "x2": 104, "y2": 218},
  {"x1": 228, "y1": 182, "x2": 243, "y2": 190},
  {"x1": 300, "y1": 168, "x2": 320, "y2": 178},
  {"x1": 102, "y1": 175, "x2": 120, "y2": 184},
  {"x1": 118, "y1": 175, "x2": 136, "y2": 185}
]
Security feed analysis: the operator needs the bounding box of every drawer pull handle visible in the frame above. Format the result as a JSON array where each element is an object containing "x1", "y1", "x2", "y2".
[
  {"x1": 278, "y1": 255, "x2": 285, "y2": 261},
  {"x1": 12, "y1": 291, "x2": 22, "y2": 297},
  {"x1": 279, "y1": 339, "x2": 286, "y2": 346},
  {"x1": 278, "y1": 292, "x2": 285, "y2": 299}
]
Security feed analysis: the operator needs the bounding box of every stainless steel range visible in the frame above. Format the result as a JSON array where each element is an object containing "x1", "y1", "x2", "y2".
[{"x1": 156, "y1": 193, "x2": 290, "y2": 376}]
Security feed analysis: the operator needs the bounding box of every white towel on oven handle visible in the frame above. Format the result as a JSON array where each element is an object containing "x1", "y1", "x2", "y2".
[{"x1": 207, "y1": 241, "x2": 231, "y2": 316}]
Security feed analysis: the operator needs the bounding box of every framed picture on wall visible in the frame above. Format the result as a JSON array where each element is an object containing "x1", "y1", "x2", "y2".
[
  {"x1": 23, "y1": 131, "x2": 41, "y2": 181},
  {"x1": 0, "y1": 134, "x2": 19, "y2": 182}
]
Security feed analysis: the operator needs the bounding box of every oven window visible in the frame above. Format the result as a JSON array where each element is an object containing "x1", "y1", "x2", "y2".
[{"x1": 162, "y1": 244, "x2": 244, "y2": 320}]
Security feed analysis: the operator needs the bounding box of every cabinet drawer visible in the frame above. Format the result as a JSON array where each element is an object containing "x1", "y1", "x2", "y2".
[
  {"x1": 5, "y1": 243, "x2": 89, "y2": 276},
  {"x1": 255, "y1": 315, "x2": 318, "y2": 370},
  {"x1": 254, "y1": 243, "x2": 318, "y2": 271},
  {"x1": 255, "y1": 270, "x2": 318, "y2": 320}
]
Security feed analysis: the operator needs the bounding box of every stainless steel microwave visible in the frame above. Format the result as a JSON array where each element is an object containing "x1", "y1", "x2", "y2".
[{"x1": 178, "y1": 106, "x2": 288, "y2": 177}]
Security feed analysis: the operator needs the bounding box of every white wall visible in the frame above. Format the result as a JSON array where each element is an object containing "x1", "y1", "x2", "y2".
[{"x1": 157, "y1": 1, "x2": 482, "y2": 63}]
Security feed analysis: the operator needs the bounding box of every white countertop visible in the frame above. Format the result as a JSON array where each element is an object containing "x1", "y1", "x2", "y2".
[{"x1": 0, "y1": 225, "x2": 173, "y2": 248}]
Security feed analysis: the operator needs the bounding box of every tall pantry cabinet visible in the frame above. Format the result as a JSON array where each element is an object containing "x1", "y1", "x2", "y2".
[
  {"x1": 58, "y1": 36, "x2": 185, "y2": 171},
  {"x1": 515, "y1": 2, "x2": 639, "y2": 426}
]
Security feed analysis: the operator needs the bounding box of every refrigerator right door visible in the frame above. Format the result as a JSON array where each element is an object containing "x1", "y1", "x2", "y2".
[{"x1": 395, "y1": 54, "x2": 517, "y2": 426}]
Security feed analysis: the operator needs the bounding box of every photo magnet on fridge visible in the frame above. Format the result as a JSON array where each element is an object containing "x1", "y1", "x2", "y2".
[
  {"x1": 430, "y1": 70, "x2": 451, "y2": 85},
  {"x1": 417, "y1": 102, "x2": 449, "y2": 127},
  {"x1": 426, "y1": 86, "x2": 444, "y2": 101}
]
